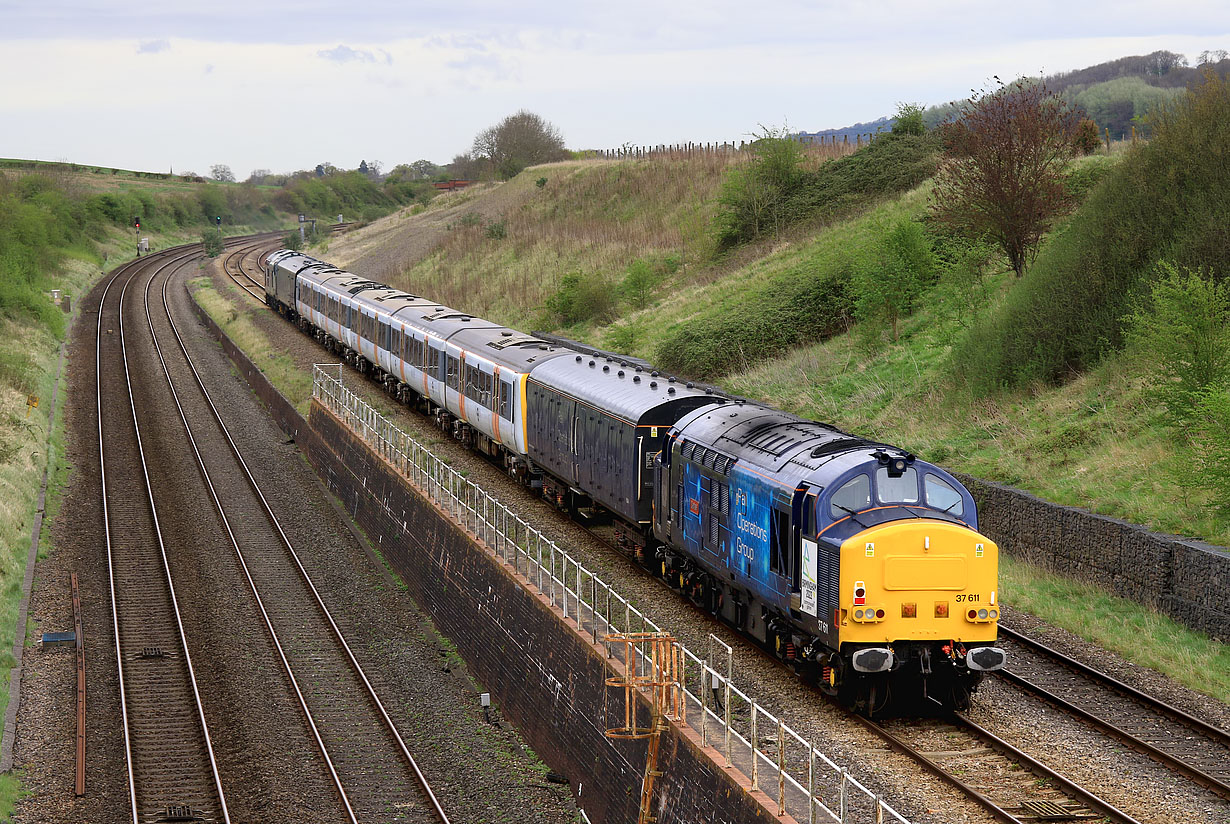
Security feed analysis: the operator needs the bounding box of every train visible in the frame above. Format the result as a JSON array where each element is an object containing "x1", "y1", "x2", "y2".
[{"x1": 263, "y1": 249, "x2": 1005, "y2": 714}]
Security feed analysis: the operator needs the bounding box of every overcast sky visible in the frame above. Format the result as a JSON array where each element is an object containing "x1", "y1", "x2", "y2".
[{"x1": 2, "y1": 1, "x2": 1226, "y2": 179}]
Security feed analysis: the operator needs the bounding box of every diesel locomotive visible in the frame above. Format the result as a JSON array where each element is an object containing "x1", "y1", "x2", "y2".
[{"x1": 264, "y1": 249, "x2": 1005, "y2": 713}]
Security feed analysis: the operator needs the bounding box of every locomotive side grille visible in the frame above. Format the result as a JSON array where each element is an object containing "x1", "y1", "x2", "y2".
[
  {"x1": 719, "y1": 486, "x2": 730, "y2": 516},
  {"x1": 708, "y1": 512, "x2": 719, "y2": 546},
  {"x1": 817, "y1": 545, "x2": 840, "y2": 616}
]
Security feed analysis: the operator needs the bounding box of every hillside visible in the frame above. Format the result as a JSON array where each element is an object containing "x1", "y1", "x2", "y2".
[
  {"x1": 321, "y1": 72, "x2": 1229, "y2": 551},
  {"x1": 814, "y1": 50, "x2": 1230, "y2": 143}
]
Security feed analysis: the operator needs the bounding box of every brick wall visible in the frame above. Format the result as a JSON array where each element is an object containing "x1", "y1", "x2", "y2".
[{"x1": 958, "y1": 474, "x2": 1229, "y2": 640}]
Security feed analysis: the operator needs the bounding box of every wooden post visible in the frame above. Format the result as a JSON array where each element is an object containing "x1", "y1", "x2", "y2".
[
  {"x1": 1104, "y1": 127, "x2": 1111, "y2": 154},
  {"x1": 73, "y1": 573, "x2": 85, "y2": 797}
]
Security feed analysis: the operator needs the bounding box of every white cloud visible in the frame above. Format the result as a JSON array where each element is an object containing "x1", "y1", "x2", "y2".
[
  {"x1": 137, "y1": 39, "x2": 170, "y2": 54},
  {"x1": 317, "y1": 44, "x2": 393, "y2": 65}
]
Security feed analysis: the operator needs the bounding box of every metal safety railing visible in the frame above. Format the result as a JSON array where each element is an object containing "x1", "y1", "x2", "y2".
[{"x1": 312, "y1": 365, "x2": 911, "y2": 824}]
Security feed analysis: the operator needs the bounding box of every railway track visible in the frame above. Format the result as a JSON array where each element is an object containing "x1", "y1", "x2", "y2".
[
  {"x1": 995, "y1": 623, "x2": 1230, "y2": 799},
  {"x1": 96, "y1": 246, "x2": 232, "y2": 824},
  {"x1": 859, "y1": 708, "x2": 1143, "y2": 824},
  {"x1": 221, "y1": 240, "x2": 269, "y2": 301},
  {"x1": 147, "y1": 246, "x2": 450, "y2": 822}
]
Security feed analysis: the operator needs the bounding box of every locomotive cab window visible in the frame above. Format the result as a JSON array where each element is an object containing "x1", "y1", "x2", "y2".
[
  {"x1": 769, "y1": 509, "x2": 791, "y2": 577},
  {"x1": 925, "y1": 474, "x2": 964, "y2": 516},
  {"x1": 875, "y1": 466, "x2": 919, "y2": 504},
  {"x1": 830, "y1": 474, "x2": 870, "y2": 518}
]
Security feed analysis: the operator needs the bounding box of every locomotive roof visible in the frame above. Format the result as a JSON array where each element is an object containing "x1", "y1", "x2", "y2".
[
  {"x1": 673, "y1": 403, "x2": 895, "y2": 488},
  {"x1": 530, "y1": 355, "x2": 723, "y2": 424},
  {"x1": 268, "y1": 250, "x2": 322, "y2": 273}
]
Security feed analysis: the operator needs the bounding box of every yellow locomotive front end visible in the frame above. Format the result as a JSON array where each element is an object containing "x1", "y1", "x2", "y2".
[{"x1": 835, "y1": 519, "x2": 1005, "y2": 712}]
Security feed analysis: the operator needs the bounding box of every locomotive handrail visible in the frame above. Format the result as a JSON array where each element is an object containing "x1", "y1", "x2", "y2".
[{"x1": 312, "y1": 365, "x2": 911, "y2": 824}]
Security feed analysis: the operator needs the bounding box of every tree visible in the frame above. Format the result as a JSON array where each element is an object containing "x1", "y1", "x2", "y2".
[
  {"x1": 853, "y1": 218, "x2": 936, "y2": 342},
  {"x1": 410, "y1": 159, "x2": 439, "y2": 179},
  {"x1": 209, "y1": 164, "x2": 235, "y2": 183},
  {"x1": 358, "y1": 159, "x2": 369, "y2": 175},
  {"x1": 470, "y1": 110, "x2": 568, "y2": 180},
  {"x1": 246, "y1": 168, "x2": 271, "y2": 185},
  {"x1": 930, "y1": 78, "x2": 1081, "y2": 277}
]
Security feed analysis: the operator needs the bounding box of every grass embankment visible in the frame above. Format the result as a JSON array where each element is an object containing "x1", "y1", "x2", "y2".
[
  {"x1": 191, "y1": 275, "x2": 313, "y2": 413},
  {"x1": 1000, "y1": 555, "x2": 1230, "y2": 702}
]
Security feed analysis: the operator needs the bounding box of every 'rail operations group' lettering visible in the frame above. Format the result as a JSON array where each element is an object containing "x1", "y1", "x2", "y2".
[{"x1": 734, "y1": 510, "x2": 767, "y2": 560}]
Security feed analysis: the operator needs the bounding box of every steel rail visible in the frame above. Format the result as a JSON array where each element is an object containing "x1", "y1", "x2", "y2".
[
  {"x1": 996, "y1": 623, "x2": 1230, "y2": 799},
  {"x1": 97, "y1": 246, "x2": 233, "y2": 824},
  {"x1": 141, "y1": 258, "x2": 363, "y2": 822},
  {"x1": 953, "y1": 711, "x2": 1144, "y2": 824},
  {"x1": 156, "y1": 254, "x2": 452, "y2": 822}
]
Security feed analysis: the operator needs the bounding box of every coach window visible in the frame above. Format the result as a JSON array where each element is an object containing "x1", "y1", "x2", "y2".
[
  {"x1": 875, "y1": 466, "x2": 919, "y2": 504},
  {"x1": 500, "y1": 379, "x2": 514, "y2": 419},
  {"x1": 830, "y1": 474, "x2": 870, "y2": 519},
  {"x1": 446, "y1": 355, "x2": 460, "y2": 389},
  {"x1": 925, "y1": 474, "x2": 963, "y2": 517}
]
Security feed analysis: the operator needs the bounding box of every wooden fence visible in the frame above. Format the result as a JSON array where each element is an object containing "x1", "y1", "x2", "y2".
[{"x1": 583, "y1": 132, "x2": 886, "y2": 161}]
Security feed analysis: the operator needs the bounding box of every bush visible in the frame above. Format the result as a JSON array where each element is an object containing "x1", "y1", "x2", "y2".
[
  {"x1": 892, "y1": 103, "x2": 927, "y2": 136},
  {"x1": 201, "y1": 228, "x2": 224, "y2": 257},
  {"x1": 619, "y1": 255, "x2": 678, "y2": 309},
  {"x1": 655, "y1": 264, "x2": 854, "y2": 378},
  {"x1": 1074, "y1": 118, "x2": 1102, "y2": 154},
  {"x1": 714, "y1": 128, "x2": 941, "y2": 249},
  {"x1": 713, "y1": 128, "x2": 805, "y2": 247},
  {"x1": 544, "y1": 271, "x2": 615, "y2": 326},
  {"x1": 952, "y1": 70, "x2": 1230, "y2": 391},
  {"x1": 485, "y1": 219, "x2": 507, "y2": 240},
  {"x1": 1123, "y1": 262, "x2": 1230, "y2": 430},
  {"x1": 852, "y1": 217, "x2": 937, "y2": 343}
]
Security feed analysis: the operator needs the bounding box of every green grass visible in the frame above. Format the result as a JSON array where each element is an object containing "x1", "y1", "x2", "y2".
[
  {"x1": 1000, "y1": 555, "x2": 1230, "y2": 702},
  {"x1": 0, "y1": 769, "x2": 29, "y2": 819},
  {"x1": 191, "y1": 275, "x2": 313, "y2": 414}
]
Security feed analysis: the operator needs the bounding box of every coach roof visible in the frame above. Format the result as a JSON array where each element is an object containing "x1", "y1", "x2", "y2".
[{"x1": 530, "y1": 354, "x2": 723, "y2": 423}]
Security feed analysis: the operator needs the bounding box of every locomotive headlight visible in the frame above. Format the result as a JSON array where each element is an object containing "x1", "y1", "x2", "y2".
[
  {"x1": 901, "y1": 602, "x2": 917, "y2": 618},
  {"x1": 989, "y1": 609, "x2": 998, "y2": 620},
  {"x1": 854, "y1": 609, "x2": 864, "y2": 620},
  {"x1": 875, "y1": 608, "x2": 885, "y2": 619},
  {"x1": 978, "y1": 608, "x2": 988, "y2": 620}
]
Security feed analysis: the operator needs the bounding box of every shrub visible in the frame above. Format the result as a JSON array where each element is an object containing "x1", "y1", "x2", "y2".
[
  {"x1": 1074, "y1": 118, "x2": 1102, "y2": 154},
  {"x1": 852, "y1": 217, "x2": 937, "y2": 343},
  {"x1": 544, "y1": 271, "x2": 615, "y2": 326},
  {"x1": 655, "y1": 264, "x2": 854, "y2": 378},
  {"x1": 1123, "y1": 262, "x2": 1230, "y2": 430},
  {"x1": 892, "y1": 102, "x2": 927, "y2": 136},
  {"x1": 713, "y1": 127, "x2": 805, "y2": 247},
  {"x1": 485, "y1": 220, "x2": 507, "y2": 240},
  {"x1": 201, "y1": 228, "x2": 224, "y2": 257}
]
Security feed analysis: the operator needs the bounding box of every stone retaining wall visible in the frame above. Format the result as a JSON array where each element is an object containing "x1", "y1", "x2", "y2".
[{"x1": 958, "y1": 474, "x2": 1229, "y2": 640}]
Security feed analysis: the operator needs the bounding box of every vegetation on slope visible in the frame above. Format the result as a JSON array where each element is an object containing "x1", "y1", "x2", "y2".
[{"x1": 953, "y1": 70, "x2": 1229, "y2": 391}]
